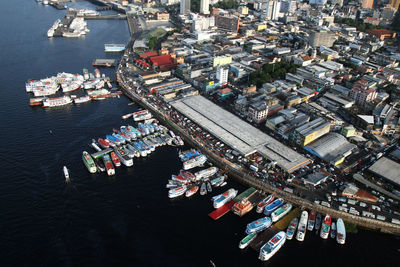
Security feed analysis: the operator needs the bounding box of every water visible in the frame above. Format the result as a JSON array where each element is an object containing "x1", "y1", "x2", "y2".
[{"x1": 1, "y1": 1, "x2": 399, "y2": 266}]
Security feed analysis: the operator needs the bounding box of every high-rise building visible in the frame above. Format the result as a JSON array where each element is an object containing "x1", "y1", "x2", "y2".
[
  {"x1": 215, "y1": 16, "x2": 240, "y2": 32},
  {"x1": 200, "y1": 0, "x2": 210, "y2": 14},
  {"x1": 180, "y1": 0, "x2": 190, "y2": 14},
  {"x1": 216, "y1": 65, "x2": 229, "y2": 84},
  {"x1": 391, "y1": 0, "x2": 400, "y2": 10},
  {"x1": 264, "y1": 0, "x2": 281, "y2": 20},
  {"x1": 309, "y1": 30, "x2": 336, "y2": 47},
  {"x1": 361, "y1": 0, "x2": 374, "y2": 9},
  {"x1": 280, "y1": 0, "x2": 297, "y2": 13}
]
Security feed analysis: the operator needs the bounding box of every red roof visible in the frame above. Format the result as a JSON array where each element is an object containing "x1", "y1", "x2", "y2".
[
  {"x1": 149, "y1": 55, "x2": 174, "y2": 67},
  {"x1": 139, "y1": 51, "x2": 159, "y2": 59},
  {"x1": 218, "y1": 88, "x2": 232, "y2": 94}
]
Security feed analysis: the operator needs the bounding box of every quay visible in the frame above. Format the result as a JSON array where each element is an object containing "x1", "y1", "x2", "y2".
[
  {"x1": 208, "y1": 200, "x2": 235, "y2": 220},
  {"x1": 92, "y1": 59, "x2": 117, "y2": 67},
  {"x1": 91, "y1": 148, "x2": 113, "y2": 159},
  {"x1": 83, "y1": 14, "x2": 127, "y2": 20}
]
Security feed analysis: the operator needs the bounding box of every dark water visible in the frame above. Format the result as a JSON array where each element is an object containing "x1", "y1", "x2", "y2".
[{"x1": 1, "y1": 1, "x2": 399, "y2": 266}]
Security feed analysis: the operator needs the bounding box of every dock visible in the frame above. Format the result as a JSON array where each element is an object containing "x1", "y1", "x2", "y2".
[
  {"x1": 208, "y1": 200, "x2": 235, "y2": 220},
  {"x1": 234, "y1": 187, "x2": 257, "y2": 202},
  {"x1": 92, "y1": 59, "x2": 117, "y2": 67},
  {"x1": 91, "y1": 148, "x2": 113, "y2": 159}
]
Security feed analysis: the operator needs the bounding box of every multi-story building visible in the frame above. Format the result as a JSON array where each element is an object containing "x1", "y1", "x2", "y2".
[
  {"x1": 280, "y1": 0, "x2": 296, "y2": 13},
  {"x1": 361, "y1": 0, "x2": 374, "y2": 9},
  {"x1": 200, "y1": 0, "x2": 210, "y2": 15},
  {"x1": 215, "y1": 16, "x2": 240, "y2": 32},
  {"x1": 180, "y1": 0, "x2": 190, "y2": 14},
  {"x1": 216, "y1": 65, "x2": 229, "y2": 85},
  {"x1": 391, "y1": 0, "x2": 400, "y2": 10},
  {"x1": 247, "y1": 100, "x2": 283, "y2": 124},
  {"x1": 350, "y1": 79, "x2": 378, "y2": 108},
  {"x1": 309, "y1": 30, "x2": 336, "y2": 48},
  {"x1": 291, "y1": 117, "x2": 331, "y2": 146},
  {"x1": 264, "y1": 0, "x2": 281, "y2": 21}
]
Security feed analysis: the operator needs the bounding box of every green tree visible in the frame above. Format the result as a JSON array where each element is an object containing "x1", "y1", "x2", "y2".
[{"x1": 148, "y1": 36, "x2": 158, "y2": 50}]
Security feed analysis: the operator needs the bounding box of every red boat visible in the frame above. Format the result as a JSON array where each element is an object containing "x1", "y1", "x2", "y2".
[
  {"x1": 110, "y1": 152, "x2": 121, "y2": 167},
  {"x1": 179, "y1": 170, "x2": 196, "y2": 182},
  {"x1": 172, "y1": 175, "x2": 189, "y2": 184},
  {"x1": 98, "y1": 138, "x2": 110, "y2": 149}
]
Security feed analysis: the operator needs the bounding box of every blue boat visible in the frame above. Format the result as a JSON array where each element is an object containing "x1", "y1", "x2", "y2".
[
  {"x1": 106, "y1": 134, "x2": 122, "y2": 145},
  {"x1": 127, "y1": 125, "x2": 141, "y2": 137},
  {"x1": 246, "y1": 217, "x2": 272, "y2": 234},
  {"x1": 112, "y1": 133, "x2": 126, "y2": 144},
  {"x1": 179, "y1": 149, "x2": 200, "y2": 162},
  {"x1": 264, "y1": 198, "x2": 284, "y2": 216}
]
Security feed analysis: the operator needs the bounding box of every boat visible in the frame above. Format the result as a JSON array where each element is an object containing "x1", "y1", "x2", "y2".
[
  {"x1": 122, "y1": 113, "x2": 132, "y2": 120},
  {"x1": 132, "y1": 109, "x2": 152, "y2": 121},
  {"x1": 330, "y1": 222, "x2": 336, "y2": 239},
  {"x1": 98, "y1": 138, "x2": 110, "y2": 149},
  {"x1": 271, "y1": 203, "x2": 292, "y2": 222},
  {"x1": 232, "y1": 199, "x2": 253, "y2": 216},
  {"x1": 94, "y1": 158, "x2": 105, "y2": 172},
  {"x1": 320, "y1": 214, "x2": 331, "y2": 239},
  {"x1": 219, "y1": 181, "x2": 227, "y2": 187},
  {"x1": 183, "y1": 154, "x2": 207, "y2": 170},
  {"x1": 264, "y1": 198, "x2": 284, "y2": 216},
  {"x1": 194, "y1": 167, "x2": 218, "y2": 180},
  {"x1": 63, "y1": 166, "x2": 70, "y2": 183},
  {"x1": 94, "y1": 69, "x2": 100, "y2": 78},
  {"x1": 110, "y1": 152, "x2": 121, "y2": 167},
  {"x1": 246, "y1": 217, "x2": 272, "y2": 234},
  {"x1": 104, "y1": 44, "x2": 126, "y2": 52},
  {"x1": 296, "y1": 210, "x2": 308, "y2": 242},
  {"x1": 210, "y1": 175, "x2": 225, "y2": 186},
  {"x1": 74, "y1": 95, "x2": 91, "y2": 104},
  {"x1": 102, "y1": 154, "x2": 115, "y2": 176},
  {"x1": 185, "y1": 185, "x2": 199, "y2": 197},
  {"x1": 315, "y1": 213, "x2": 322, "y2": 231},
  {"x1": 259, "y1": 231, "x2": 286, "y2": 261},
  {"x1": 171, "y1": 175, "x2": 189, "y2": 184},
  {"x1": 239, "y1": 233, "x2": 257, "y2": 249},
  {"x1": 42, "y1": 96, "x2": 72, "y2": 107},
  {"x1": 286, "y1": 217, "x2": 298, "y2": 240},
  {"x1": 168, "y1": 185, "x2": 187, "y2": 198},
  {"x1": 336, "y1": 218, "x2": 346, "y2": 244},
  {"x1": 114, "y1": 148, "x2": 133, "y2": 167},
  {"x1": 83, "y1": 68, "x2": 89, "y2": 80},
  {"x1": 90, "y1": 139, "x2": 102, "y2": 152},
  {"x1": 82, "y1": 151, "x2": 97, "y2": 173},
  {"x1": 179, "y1": 149, "x2": 200, "y2": 162},
  {"x1": 200, "y1": 182, "x2": 207, "y2": 195},
  {"x1": 29, "y1": 97, "x2": 44, "y2": 106},
  {"x1": 179, "y1": 170, "x2": 196, "y2": 182},
  {"x1": 207, "y1": 181, "x2": 212, "y2": 192},
  {"x1": 307, "y1": 210, "x2": 316, "y2": 231},
  {"x1": 213, "y1": 188, "x2": 238, "y2": 209},
  {"x1": 256, "y1": 194, "x2": 275, "y2": 213},
  {"x1": 106, "y1": 134, "x2": 122, "y2": 146}
]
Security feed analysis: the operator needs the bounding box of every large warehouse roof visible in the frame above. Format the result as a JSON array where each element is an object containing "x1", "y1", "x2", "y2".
[
  {"x1": 305, "y1": 133, "x2": 356, "y2": 163},
  {"x1": 368, "y1": 157, "x2": 400, "y2": 187},
  {"x1": 171, "y1": 95, "x2": 310, "y2": 173}
]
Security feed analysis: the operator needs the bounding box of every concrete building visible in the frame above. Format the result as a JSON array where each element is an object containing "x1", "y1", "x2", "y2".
[
  {"x1": 309, "y1": 30, "x2": 336, "y2": 48},
  {"x1": 216, "y1": 65, "x2": 229, "y2": 85},
  {"x1": 368, "y1": 157, "x2": 400, "y2": 188},
  {"x1": 200, "y1": 0, "x2": 210, "y2": 15},
  {"x1": 391, "y1": 0, "x2": 400, "y2": 10},
  {"x1": 180, "y1": 0, "x2": 190, "y2": 14},
  {"x1": 361, "y1": 0, "x2": 374, "y2": 9},
  {"x1": 215, "y1": 16, "x2": 240, "y2": 32},
  {"x1": 280, "y1": 0, "x2": 296, "y2": 13},
  {"x1": 264, "y1": 0, "x2": 281, "y2": 21},
  {"x1": 291, "y1": 117, "x2": 331, "y2": 146},
  {"x1": 350, "y1": 80, "x2": 378, "y2": 108},
  {"x1": 213, "y1": 55, "x2": 232, "y2": 68}
]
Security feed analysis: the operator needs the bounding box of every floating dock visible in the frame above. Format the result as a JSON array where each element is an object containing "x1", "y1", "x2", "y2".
[
  {"x1": 234, "y1": 187, "x2": 257, "y2": 202},
  {"x1": 92, "y1": 59, "x2": 117, "y2": 67},
  {"x1": 91, "y1": 148, "x2": 113, "y2": 159},
  {"x1": 208, "y1": 200, "x2": 235, "y2": 220}
]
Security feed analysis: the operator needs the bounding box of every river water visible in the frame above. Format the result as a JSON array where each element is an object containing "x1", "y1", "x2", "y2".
[{"x1": 0, "y1": 1, "x2": 399, "y2": 266}]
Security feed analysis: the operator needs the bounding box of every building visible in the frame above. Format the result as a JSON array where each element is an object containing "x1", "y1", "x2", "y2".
[
  {"x1": 309, "y1": 0, "x2": 327, "y2": 4},
  {"x1": 238, "y1": 6, "x2": 249, "y2": 15},
  {"x1": 309, "y1": 30, "x2": 336, "y2": 48},
  {"x1": 156, "y1": 12, "x2": 170, "y2": 20},
  {"x1": 368, "y1": 157, "x2": 400, "y2": 188},
  {"x1": 216, "y1": 65, "x2": 229, "y2": 84},
  {"x1": 391, "y1": 0, "x2": 400, "y2": 10},
  {"x1": 215, "y1": 16, "x2": 240, "y2": 32},
  {"x1": 361, "y1": 0, "x2": 374, "y2": 9},
  {"x1": 200, "y1": 0, "x2": 210, "y2": 15},
  {"x1": 304, "y1": 171, "x2": 331, "y2": 187},
  {"x1": 213, "y1": 55, "x2": 232, "y2": 67},
  {"x1": 264, "y1": 0, "x2": 281, "y2": 21},
  {"x1": 180, "y1": 0, "x2": 190, "y2": 14},
  {"x1": 350, "y1": 79, "x2": 378, "y2": 108},
  {"x1": 366, "y1": 29, "x2": 397, "y2": 41},
  {"x1": 332, "y1": 0, "x2": 343, "y2": 6},
  {"x1": 291, "y1": 117, "x2": 331, "y2": 146},
  {"x1": 280, "y1": 0, "x2": 296, "y2": 13},
  {"x1": 217, "y1": 88, "x2": 233, "y2": 99}
]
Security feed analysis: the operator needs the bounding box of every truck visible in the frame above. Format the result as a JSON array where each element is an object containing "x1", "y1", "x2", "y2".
[
  {"x1": 249, "y1": 164, "x2": 258, "y2": 172},
  {"x1": 283, "y1": 187, "x2": 294, "y2": 194}
]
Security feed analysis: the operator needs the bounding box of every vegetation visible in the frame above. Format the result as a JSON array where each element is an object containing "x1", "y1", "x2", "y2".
[
  {"x1": 212, "y1": 0, "x2": 240, "y2": 10},
  {"x1": 334, "y1": 17, "x2": 384, "y2": 32},
  {"x1": 249, "y1": 61, "x2": 299, "y2": 88},
  {"x1": 148, "y1": 36, "x2": 158, "y2": 50},
  {"x1": 336, "y1": 59, "x2": 357, "y2": 70},
  {"x1": 344, "y1": 221, "x2": 358, "y2": 233}
]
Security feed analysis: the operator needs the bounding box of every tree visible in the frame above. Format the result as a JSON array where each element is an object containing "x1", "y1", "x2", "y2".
[{"x1": 148, "y1": 36, "x2": 158, "y2": 50}]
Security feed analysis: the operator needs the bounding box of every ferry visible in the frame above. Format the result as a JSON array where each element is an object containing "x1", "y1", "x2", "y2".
[
  {"x1": 185, "y1": 185, "x2": 199, "y2": 197},
  {"x1": 232, "y1": 199, "x2": 253, "y2": 216},
  {"x1": 286, "y1": 217, "x2": 298, "y2": 240},
  {"x1": 256, "y1": 194, "x2": 275, "y2": 213},
  {"x1": 83, "y1": 68, "x2": 89, "y2": 80},
  {"x1": 110, "y1": 152, "x2": 121, "y2": 167},
  {"x1": 320, "y1": 214, "x2": 331, "y2": 239},
  {"x1": 183, "y1": 154, "x2": 207, "y2": 170},
  {"x1": 246, "y1": 217, "x2": 272, "y2": 234},
  {"x1": 171, "y1": 175, "x2": 189, "y2": 184},
  {"x1": 104, "y1": 44, "x2": 126, "y2": 52},
  {"x1": 98, "y1": 138, "x2": 110, "y2": 149},
  {"x1": 102, "y1": 154, "x2": 115, "y2": 176},
  {"x1": 296, "y1": 210, "x2": 308, "y2": 242},
  {"x1": 82, "y1": 151, "x2": 97, "y2": 173},
  {"x1": 213, "y1": 188, "x2": 238, "y2": 209},
  {"x1": 74, "y1": 95, "x2": 91, "y2": 104},
  {"x1": 179, "y1": 149, "x2": 200, "y2": 162},
  {"x1": 63, "y1": 166, "x2": 70, "y2": 183},
  {"x1": 307, "y1": 210, "x2": 316, "y2": 231},
  {"x1": 200, "y1": 182, "x2": 207, "y2": 195},
  {"x1": 168, "y1": 185, "x2": 187, "y2": 198},
  {"x1": 271, "y1": 203, "x2": 292, "y2": 222},
  {"x1": 132, "y1": 109, "x2": 152, "y2": 121},
  {"x1": 330, "y1": 222, "x2": 337, "y2": 239},
  {"x1": 210, "y1": 175, "x2": 226, "y2": 186},
  {"x1": 264, "y1": 198, "x2": 284, "y2": 216},
  {"x1": 259, "y1": 231, "x2": 286, "y2": 261},
  {"x1": 179, "y1": 170, "x2": 196, "y2": 182},
  {"x1": 315, "y1": 213, "x2": 322, "y2": 231},
  {"x1": 42, "y1": 96, "x2": 72, "y2": 107},
  {"x1": 114, "y1": 148, "x2": 133, "y2": 167},
  {"x1": 194, "y1": 167, "x2": 218, "y2": 180},
  {"x1": 239, "y1": 233, "x2": 257, "y2": 249},
  {"x1": 336, "y1": 218, "x2": 346, "y2": 244}
]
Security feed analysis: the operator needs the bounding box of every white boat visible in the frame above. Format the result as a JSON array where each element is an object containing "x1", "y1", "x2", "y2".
[
  {"x1": 320, "y1": 214, "x2": 331, "y2": 239},
  {"x1": 259, "y1": 231, "x2": 286, "y2": 261},
  {"x1": 183, "y1": 154, "x2": 207, "y2": 170},
  {"x1": 194, "y1": 167, "x2": 218, "y2": 181},
  {"x1": 74, "y1": 95, "x2": 91, "y2": 104},
  {"x1": 239, "y1": 233, "x2": 257, "y2": 249},
  {"x1": 63, "y1": 166, "x2": 70, "y2": 183},
  {"x1": 168, "y1": 185, "x2": 187, "y2": 198},
  {"x1": 212, "y1": 188, "x2": 238, "y2": 209},
  {"x1": 330, "y1": 222, "x2": 336, "y2": 239},
  {"x1": 336, "y1": 218, "x2": 346, "y2": 244},
  {"x1": 296, "y1": 210, "x2": 308, "y2": 242},
  {"x1": 42, "y1": 96, "x2": 72, "y2": 107},
  {"x1": 271, "y1": 203, "x2": 292, "y2": 222},
  {"x1": 286, "y1": 217, "x2": 298, "y2": 240}
]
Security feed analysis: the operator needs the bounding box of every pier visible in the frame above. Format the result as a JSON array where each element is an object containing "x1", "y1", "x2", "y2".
[
  {"x1": 93, "y1": 59, "x2": 117, "y2": 67},
  {"x1": 91, "y1": 148, "x2": 113, "y2": 159},
  {"x1": 83, "y1": 14, "x2": 127, "y2": 20},
  {"x1": 208, "y1": 200, "x2": 235, "y2": 220}
]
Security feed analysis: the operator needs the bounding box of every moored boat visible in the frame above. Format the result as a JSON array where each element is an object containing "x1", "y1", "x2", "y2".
[
  {"x1": 210, "y1": 175, "x2": 226, "y2": 186},
  {"x1": 296, "y1": 210, "x2": 308, "y2": 242},
  {"x1": 320, "y1": 214, "x2": 331, "y2": 239},
  {"x1": 183, "y1": 154, "x2": 207, "y2": 170},
  {"x1": 259, "y1": 231, "x2": 286, "y2": 261},
  {"x1": 330, "y1": 222, "x2": 336, "y2": 239},
  {"x1": 315, "y1": 213, "x2": 322, "y2": 231},
  {"x1": 110, "y1": 152, "x2": 121, "y2": 167},
  {"x1": 239, "y1": 233, "x2": 257, "y2": 249},
  {"x1": 179, "y1": 170, "x2": 196, "y2": 182},
  {"x1": 271, "y1": 203, "x2": 292, "y2": 222},
  {"x1": 185, "y1": 185, "x2": 199, "y2": 197},
  {"x1": 212, "y1": 188, "x2": 238, "y2": 209},
  {"x1": 194, "y1": 167, "x2": 218, "y2": 181},
  {"x1": 307, "y1": 210, "x2": 316, "y2": 231},
  {"x1": 264, "y1": 198, "x2": 284, "y2": 216},
  {"x1": 286, "y1": 217, "x2": 298, "y2": 240},
  {"x1": 336, "y1": 218, "x2": 346, "y2": 244},
  {"x1": 102, "y1": 154, "x2": 115, "y2": 176},
  {"x1": 256, "y1": 194, "x2": 275, "y2": 213},
  {"x1": 200, "y1": 182, "x2": 207, "y2": 195},
  {"x1": 82, "y1": 151, "x2": 97, "y2": 173},
  {"x1": 246, "y1": 217, "x2": 272, "y2": 234},
  {"x1": 98, "y1": 138, "x2": 110, "y2": 149},
  {"x1": 115, "y1": 148, "x2": 133, "y2": 167},
  {"x1": 207, "y1": 181, "x2": 212, "y2": 192},
  {"x1": 74, "y1": 95, "x2": 91, "y2": 104},
  {"x1": 168, "y1": 185, "x2": 187, "y2": 198}
]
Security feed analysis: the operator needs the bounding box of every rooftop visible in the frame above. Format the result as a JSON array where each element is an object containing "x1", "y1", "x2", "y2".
[{"x1": 368, "y1": 157, "x2": 400, "y2": 187}]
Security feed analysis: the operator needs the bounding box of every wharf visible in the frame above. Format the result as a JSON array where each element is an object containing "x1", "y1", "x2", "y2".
[
  {"x1": 91, "y1": 148, "x2": 113, "y2": 159},
  {"x1": 208, "y1": 200, "x2": 235, "y2": 220},
  {"x1": 234, "y1": 187, "x2": 257, "y2": 203},
  {"x1": 93, "y1": 59, "x2": 117, "y2": 67},
  {"x1": 83, "y1": 14, "x2": 127, "y2": 20}
]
